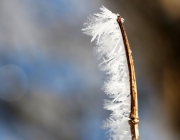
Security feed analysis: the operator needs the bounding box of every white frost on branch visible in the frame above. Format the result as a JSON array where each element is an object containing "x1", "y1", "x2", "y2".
[{"x1": 82, "y1": 6, "x2": 131, "y2": 140}]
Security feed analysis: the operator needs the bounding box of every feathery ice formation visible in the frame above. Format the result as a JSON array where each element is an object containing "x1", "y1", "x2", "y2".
[{"x1": 82, "y1": 6, "x2": 131, "y2": 140}]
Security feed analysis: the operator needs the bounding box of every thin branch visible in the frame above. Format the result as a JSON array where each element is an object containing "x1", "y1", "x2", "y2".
[{"x1": 117, "y1": 16, "x2": 140, "y2": 140}]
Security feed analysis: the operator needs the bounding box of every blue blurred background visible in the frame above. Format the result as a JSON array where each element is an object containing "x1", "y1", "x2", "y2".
[{"x1": 0, "y1": 0, "x2": 180, "y2": 139}]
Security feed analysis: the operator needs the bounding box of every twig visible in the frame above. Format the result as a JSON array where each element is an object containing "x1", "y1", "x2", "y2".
[{"x1": 117, "y1": 16, "x2": 140, "y2": 140}]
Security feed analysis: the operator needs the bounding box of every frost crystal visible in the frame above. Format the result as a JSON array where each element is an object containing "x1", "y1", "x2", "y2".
[{"x1": 82, "y1": 6, "x2": 131, "y2": 140}]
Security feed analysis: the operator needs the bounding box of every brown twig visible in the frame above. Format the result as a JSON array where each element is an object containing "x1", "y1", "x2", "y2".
[{"x1": 117, "y1": 16, "x2": 140, "y2": 140}]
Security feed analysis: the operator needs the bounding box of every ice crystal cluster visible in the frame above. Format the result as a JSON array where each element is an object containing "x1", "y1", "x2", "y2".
[{"x1": 82, "y1": 6, "x2": 131, "y2": 140}]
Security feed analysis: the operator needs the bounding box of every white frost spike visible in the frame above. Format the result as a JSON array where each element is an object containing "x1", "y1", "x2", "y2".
[{"x1": 82, "y1": 6, "x2": 131, "y2": 140}]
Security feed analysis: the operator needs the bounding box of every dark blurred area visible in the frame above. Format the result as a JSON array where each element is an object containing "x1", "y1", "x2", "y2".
[{"x1": 0, "y1": 0, "x2": 180, "y2": 139}]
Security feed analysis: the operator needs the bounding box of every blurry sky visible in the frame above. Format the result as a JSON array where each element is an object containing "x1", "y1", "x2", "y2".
[{"x1": 0, "y1": 0, "x2": 180, "y2": 140}]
